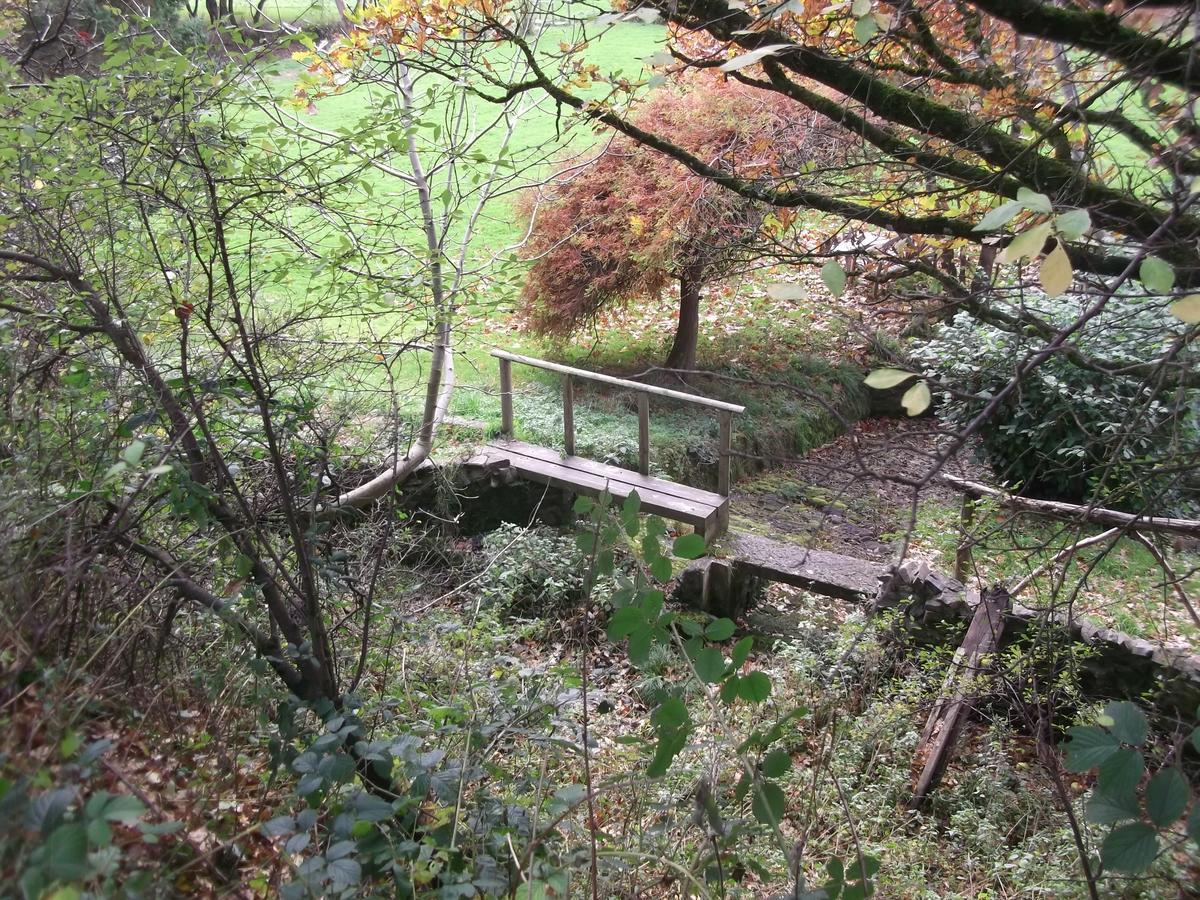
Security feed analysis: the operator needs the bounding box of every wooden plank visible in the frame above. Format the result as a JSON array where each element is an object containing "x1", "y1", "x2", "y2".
[
  {"x1": 490, "y1": 349, "x2": 746, "y2": 414},
  {"x1": 724, "y1": 534, "x2": 882, "y2": 603},
  {"x1": 637, "y1": 394, "x2": 650, "y2": 476},
  {"x1": 476, "y1": 447, "x2": 717, "y2": 527},
  {"x1": 911, "y1": 587, "x2": 1009, "y2": 807},
  {"x1": 562, "y1": 374, "x2": 575, "y2": 457},
  {"x1": 499, "y1": 357, "x2": 513, "y2": 437},
  {"x1": 492, "y1": 440, "x2": 724, "y2": 507}
]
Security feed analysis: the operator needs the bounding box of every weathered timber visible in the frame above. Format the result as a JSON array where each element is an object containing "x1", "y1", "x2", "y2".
[
  {"x1": 912, "y1": 586, "x2": 1010, "y2": 807},
  {"x1": 723, "y1": 533, "x2": 881, "y2": 602},
  {"x1": 466, "y1": 439, "x2": 727, "y2": 541},
  {"x1": 943, "y1": 473, "x2": 1200, "y2": 538}
]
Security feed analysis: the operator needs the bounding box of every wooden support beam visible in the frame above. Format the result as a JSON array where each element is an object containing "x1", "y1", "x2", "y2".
[
  {"x1": 717, "y1": 410, "x2": 732, "y2": 497},
  {"x1": 911, "y1": 586, "x2": 1010, "y2": 807},
  {"x1": 499, "y1": 357, "x2": 513, "y2": 437},
  {"x1": 638, "y1": 394, "x2": 650, "y2": 476},
  {"x1": 562, "y1": 374, "x2": 575, "y2": 456}
]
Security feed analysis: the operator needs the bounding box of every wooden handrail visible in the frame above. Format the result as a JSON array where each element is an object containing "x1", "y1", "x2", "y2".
[
  {"x1": 493, "y1": 349, "x2": 742, "y2": 499},
  {"x1": 490, "y1": 350, "x2": 746, "y2": 413}
]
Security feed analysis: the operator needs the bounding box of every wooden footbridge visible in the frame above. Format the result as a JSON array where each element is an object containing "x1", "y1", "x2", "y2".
[{"x1": 466, "y1": 350, "x2": 744, "y2": 542}]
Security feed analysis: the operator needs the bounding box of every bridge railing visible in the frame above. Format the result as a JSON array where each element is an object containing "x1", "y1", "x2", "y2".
[{"x1": 491, "y1": 349, "x2": 745, "y2": 497}]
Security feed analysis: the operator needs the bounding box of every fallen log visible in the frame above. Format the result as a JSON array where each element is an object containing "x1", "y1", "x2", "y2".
[
  {"x1": 911, "y1": 586, "x2": 1010, "y2": 807},
  {"x1": 941, "y1": 474, "x2": 1200, "y2": 539}
]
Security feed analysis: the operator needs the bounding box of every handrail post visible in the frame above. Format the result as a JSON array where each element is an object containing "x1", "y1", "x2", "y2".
[
  {"x1": 562, "y1": 374, "x2": 575, "y2": 456},
  {"x1": 637, "y1": 394, "x2": 650, "y2": 476},
  {"x1": 499, "y1": 357, "x2": 513, "y2": 438},
  {"x1": 718, "y1": 410, "x2": 732, "y2": 497}
]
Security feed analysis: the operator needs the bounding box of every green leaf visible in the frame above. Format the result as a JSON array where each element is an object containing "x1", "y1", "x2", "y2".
[
  {"x1": 1139, "y1": 255, "x2": 1175, "y2": 295},
  {"x1": 766, "y1": 283, "x2": 809, "y2": 301},
  {"x1": 761, "y1": 749, "x2": 792, "y2": 777},
  {"x1": 607, "y1": 606, "x2": 643, "y2": 640},
  {"x1": 122, "y1": 439, "x2": 146, "y2": 466},
  {"x1": 693, "y1": 647, "x2": 726, "y2": 683},
  {"x1": 45, "y1": 823, "x2": 90, "y2": 881},
  {"x1": 1145, "y1": 768, "x2": 1189, "y2": 827},
  {"x1": 101, "y1": 794, "x2": 145, "y2": 823},
  {"x1": 973, "y1": 200, "x2": 1021, "y2": 231},
  {"x1": 751, "y1": 781, "x2": 786, "y2": 827},
  {"x1": 1039, "y1": 241, "x2": 1072, "y2": 296},
  {"x1": 1097, "y1": 748, "x2": 1144, "y2": 799},
  {"x1": 1169, "y1": 295, "x2": 1200, "y2": 323},
  {"x1": 851, "y1": 0, "x2": 871, "y2": 15},
  {"x1": 572, "y1": 496, "x2": 594, "y2": 514},
  {"x1": 622, "y1": 490, "x2": 641, "y2": 518},
  {"x1": 1101, "y1": 701, "x2": 1148, "y2": 747},
  {"x1": 673, "y1": 533, "x2": 707, "y2": 560},
  {"x1": 1063, "y1": 725, "x2": 1120, "y2": 771},
  {"x1": 705, "y1": 618, "x2": 736, "y2": 641},
  {"x1": 1055, "y1": 208, "x2": 1091, "y2": 241},
  {"x1": 650, "y1": 556, "x2": 672, "y2": 582},
  {"x1": 1101, "y1": 822, "x2": 1159, "y2": 874},
  {"x1": 821, "y1": 260, "x2": 847, "y2": 297},
  {"x1": 647, "y1": 728, "x2": 688, "y2": 777},
  {"x1": 730, "y1": 635, "x2": 754, "y2": 668},
  {"x1": 999, "y1": 221, "x2": 1052, "y2": 263},
  {"x1": 652, "y1": 696, "x2": 688, "y2": 730},
  {"x1": 738, "y1": 671, "x2": 772, "y2": 703},
  {"x1": 863, "y1": 368, "x2": 913, "y2": 389},
  {"x1": 1188, "y1": 802, "x2": 1200, "y2": 843},
  {"x1": 853, "y1": 13, "x2": 878, "y2": 43},
  {"x1": 901, "y1": 381, "x2": 932, "y2": 417},
  {"x1": 1016, "y1": 187, "x2": 1053, "y2": 214},
  {"x1": 1085, "y1": 789, "x2": 1140, "y2": 825}
]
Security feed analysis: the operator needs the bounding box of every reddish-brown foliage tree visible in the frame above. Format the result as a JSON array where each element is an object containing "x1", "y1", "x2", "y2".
[{"x1": 521, "y1": 81, "x2": 841, "y2": 369}]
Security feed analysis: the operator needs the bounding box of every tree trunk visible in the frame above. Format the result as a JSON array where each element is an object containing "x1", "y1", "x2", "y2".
[{"x1": 664, "y1": 267, "x2": 702, "y2": 370}]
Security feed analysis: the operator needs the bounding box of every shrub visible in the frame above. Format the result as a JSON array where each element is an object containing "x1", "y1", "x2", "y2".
[
  {"x1": 913, "y1": 290, "x2": 1197, "y2": 508},
  {"x1": 477, "y1": 523, "x2": 617, "y2": 616},
  {"x1": 171, "y1": 16, "x2": 210, "y2": 52}
]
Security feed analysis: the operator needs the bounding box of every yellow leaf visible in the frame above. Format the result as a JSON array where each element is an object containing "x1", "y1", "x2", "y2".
[
  {"x1": 999, "y1": 221, "x2": 1051, "y2": 264},
  {"x1": 901, "y1": 380, "x2": 932, "y2": 416},
  {"x1": 1039, "y1": 241, "x2": 1072, "y2": 297},
  {"x1": 1168, "y1": 294, "x2": 1200, "y2": 323}
]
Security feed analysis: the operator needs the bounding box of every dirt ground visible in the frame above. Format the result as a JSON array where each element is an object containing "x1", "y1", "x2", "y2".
[{"x1": 730, "y1": 416, "x2": 986, "y2": 562}]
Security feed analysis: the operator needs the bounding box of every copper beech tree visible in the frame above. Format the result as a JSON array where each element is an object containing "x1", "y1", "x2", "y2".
[{"x1": 521, "y1": 81, "x2": 842, "y2": 369}]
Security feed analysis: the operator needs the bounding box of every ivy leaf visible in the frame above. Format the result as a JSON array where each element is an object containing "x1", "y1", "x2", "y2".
[
  {"x1": 1169, "y1": 295, "x2": 1200, "y2": 323},
  {"x1": 751, "y1": 781, "x2": 787, "y2": 827},
  {"x1": 973, "y1": 200, "x2": 1021, "y2": 231},
  {"x1": 1139, "y1": 255, "x2": 1175, "y2": 295},
  {"x1": 1097, "y1": 748, "x2": 1144, "y2": 799},
  {"x1": 1101, "y1": 701, "x2": 1148, "y2": 747},
  {"x1": 1100, "y1": 822, "x2": 1159, "y2": 874},
  {"x1": 673, "y1": 533, "x2": 706, "y2": 559},
  {"x1": 738, "y1": 671, "x2": 772, "y2": 703},
  {"x1": 1039, "y1": 241, "x2": 1072, "y2": 296},
  {"x1": 1055, "y1": 208, "x2": 1091, "y2": 241},
  {"x1": 821, "y1": 259, "x2": 847, "y2": 297},
  {"x1": 900, "y1": 381, "x2": 932, "y2": 416},
  {"x1": 863, "y1": 368, "x2": 913, "y2": 389},
  {"x1": 1063, "y1": 725, "x2": 1120, "y2": 771},
  {"x1": 1145, "y1": 768, "x2": 1189, "y2": 827},
  {"x1": 693, "y1": 647, "x2": 726, "y2": 683},
  {"x1": 705, "y1": 618, "x2": 736, "y2": 641}
]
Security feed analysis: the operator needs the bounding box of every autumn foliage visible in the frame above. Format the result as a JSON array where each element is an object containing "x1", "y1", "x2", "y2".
[{"x1": 521, "y1": 80, "x2": 843, "y2": 369}]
